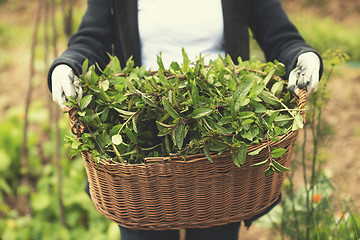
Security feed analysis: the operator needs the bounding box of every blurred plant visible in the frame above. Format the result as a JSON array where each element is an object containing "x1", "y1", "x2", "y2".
[
  {"x1": 255, "y1": 50, "x2": 358, "y2": 239},
  {"x1": 0, "y1": 105, "x2": 120, "y2": 240},
  {"x1": 0, "y1": 0, "x2": 119, "y2": 239},
  {"x1": 293, "y1": 14, "x2": 360, "y2": 62},
  {"x1": 262, "y1": 174, "x2": 360, "y2": 239},
  {"x1": 0, "y1": 109, "x2": 24, "y2": 215}
]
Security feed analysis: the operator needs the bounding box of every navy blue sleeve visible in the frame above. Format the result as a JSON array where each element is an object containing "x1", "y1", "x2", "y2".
[
  {"x1": 47, "y1": 0, "x2": 114, "y2": 90},
  {"x1": 249, "y1": 0, "x2": 323, "y2": 78}
]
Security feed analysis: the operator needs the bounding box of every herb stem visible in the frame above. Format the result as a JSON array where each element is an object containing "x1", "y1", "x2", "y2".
[
  {"x1": 266, "y1": 131, "x2": 274, "y2": 164},
  {"x1": 83, "y1": 121, "x2": 106, "y2": 155},
  {"x1": 266, "y1": 89, "x2": 297, "y2": 119},
  {"x1": 112, "y1": 144, "x2": 124, "y2": 163},
  {"x1": 117, "y1": 111, "x2": 139, "y2": 134}
]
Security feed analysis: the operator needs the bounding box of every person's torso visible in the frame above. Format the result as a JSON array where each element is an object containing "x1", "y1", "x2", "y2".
[
  {"x1": 138, "y1": 0, "x2": 225, "y2": 69},
  {"x1": 111, "y1": 0, "x2": 251, "y2": 67}
]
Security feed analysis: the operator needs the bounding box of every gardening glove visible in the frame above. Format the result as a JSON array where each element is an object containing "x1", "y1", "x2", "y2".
[
  {"x1": 51, "y1": 64, "x2": 83, "y2": 111},
  {"x1": 288, "y1": 52, "x2": 320, "y2": 97}
]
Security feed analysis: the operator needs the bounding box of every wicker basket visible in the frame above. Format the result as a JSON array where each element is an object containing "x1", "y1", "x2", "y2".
[{"x1": 69, "y1": 90, "x2": 306, "y2": 230}]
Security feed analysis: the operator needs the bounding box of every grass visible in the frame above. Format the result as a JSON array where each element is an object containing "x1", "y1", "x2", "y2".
[
  {"x1": 289, "y1": 13, "x2": 360, "y2": 62},
  {"x1": 249, "y1": 11, "x2": 360, "y2": 63}
]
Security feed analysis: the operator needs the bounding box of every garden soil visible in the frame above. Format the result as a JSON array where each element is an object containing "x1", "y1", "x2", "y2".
[{"x1": 0, "y1": 1, "x2": 359, "y2": 239}]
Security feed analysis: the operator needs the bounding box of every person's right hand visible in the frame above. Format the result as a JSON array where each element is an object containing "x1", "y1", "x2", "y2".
[{"x1": 51, "y1": 64, "x2": 82, "y2": 111}]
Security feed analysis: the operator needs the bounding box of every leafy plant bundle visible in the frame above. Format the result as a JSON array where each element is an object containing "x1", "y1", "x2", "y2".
[{"x1": 65, "y1": 51, "x2": 304, "y2": 175}]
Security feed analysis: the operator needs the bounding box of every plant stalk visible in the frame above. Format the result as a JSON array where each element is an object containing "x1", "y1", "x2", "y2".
[
  {"x1": 20, "y1": 0, "x2": 43, "y2": 217},
  {"x1": 51, "y1": 0, "x2": 65, "y2": 226}
]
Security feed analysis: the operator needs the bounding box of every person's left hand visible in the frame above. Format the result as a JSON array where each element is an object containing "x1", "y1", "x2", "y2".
[{"x1": 288, "y1": 52, "x2": 320, "y2": 97}]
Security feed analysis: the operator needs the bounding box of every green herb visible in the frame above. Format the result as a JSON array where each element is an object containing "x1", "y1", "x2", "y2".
[{"x1": 66, "y1": 51, "x2": 303, "y2": 174}]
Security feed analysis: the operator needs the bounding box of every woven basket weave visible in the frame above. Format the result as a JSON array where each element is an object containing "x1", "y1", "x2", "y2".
[{"x1": 69, "y1": 90, "x2": 306, "y2": 230}]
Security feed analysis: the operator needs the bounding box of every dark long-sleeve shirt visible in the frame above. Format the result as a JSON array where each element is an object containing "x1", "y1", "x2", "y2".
[{"x1": 47, "y1": 0, "x2": 322, "y2": 90}]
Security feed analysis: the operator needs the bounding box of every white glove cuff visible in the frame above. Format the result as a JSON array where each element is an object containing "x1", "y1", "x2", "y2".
[{"x1": 298, "y1": 52, "x2": 320, "y2": 66}]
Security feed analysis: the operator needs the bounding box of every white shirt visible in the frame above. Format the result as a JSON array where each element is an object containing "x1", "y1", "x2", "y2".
[{"x1": 138, "y1": 0, "x2": 225, "y2": 69}]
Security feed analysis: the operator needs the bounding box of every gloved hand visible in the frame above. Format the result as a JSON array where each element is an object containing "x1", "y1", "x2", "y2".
[
  {"x1": 288, "y1": 52, "x2": 320, "y2": 97},
  {"x1": 51, "y1": 64, "x2": 82, "y2": 111}
]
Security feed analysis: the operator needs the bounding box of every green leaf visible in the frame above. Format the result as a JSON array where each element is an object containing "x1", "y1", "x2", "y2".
[
  {"x1": 170, "y1": 62, "x2": 181, "y2": 73},
  {"x1": 241, "y1": 126, "x2": 260, "y2": 141},
  {"x1": 203, "y1": 144, "x2": 213, "y2": 163},
  {"x1": 274, "y1": 60, "x2": 286, "y2": 76},
  {"x1": 225, "y1": 54, "x2": 235, "y2": 65},
  {"x1": 165, "y1": 136, "x2": 171, "y2": 154},
  {"x1": 251, "y1": 101, "x2": 267, "y2": 113},
  {"x1": 214, "y1": 57, "x2": 225, "y2": 71},
  {"x1": 246, "y1": 73, "x2": 262, "y2": 83},
  {"x1": 264, "y1": 164, "x2": 275, "y2": 176},
  {"x1": 142, "y1": 95, "x2": 156, "y2": 107},
  {"x1": 89, "y1": 68, "x2": 100, "y2": 85},
  {"x1": 63, "y1": 100, "x2": 78, "y2": 108},
  {"x1": 82, "y1": 59, "x2": 89, "y2": 76},
  {"x1": 192, "y1": 108, "x2": 212, "y2": 119},
  {"x1": 191, "y1": 80, "x2": 200, "y2": 107},
  {"x1": 248, "y1": 145, "x2": 267, "y2": 156},
  {"x1": 207, "y1": 141, "x2": 228, "y2": 152},
  {"x1": 218, "y1": 116, "x2": 234, "y2": 125},
  {"x1": 168, "y1": 89, "x2": 179, "y2": 107},
  {"x1": 112, "y1": 134, "x2": 123, "y2": 145},
  {"x1": 99, "y1": 86, "x2": 111, "y2": 102},
  {"x1": 157, "y1": 54, "x2": 165, "y2": 71},
  {"x1": 233, "y1": 80, "x2": 254, "y2": 101},
  {"x1": 274, "y1": 115, "x2": 292, "y2": 122},
  {"x1": 99, "y1": 131, "x2": 111, "y2": 147},
  {"x1": 271, "y1": 148, "x2": 287, "y2": 158},
  {"x1": 99, "y1": 80, "x2": 110, "y2": 91},
  {"x1": 132, "y1": 115, "x2": 138, "y2": 133},
  {"x1": 125, "y1": 126, "x2": 138, "y2": 144},
  {"x1": 237, "y1": 142, "x2": 248, "y2": 165},
  {"x1": 263, "y1": 69, "x2": 275, "y2": 86},
  {"x1": 78, "y1": 111, "x2": 86, "y2": 117},
  {"x1": 267, "y1": 111, "x2": 279, "y2": 128},
  {"x1": 241, "y1": 119, "x2": 254, "y2": 126},
  {"x1": 292, "y1": 112, "x2": 304, "y2": 131},
  {"x1": 234, "y1": 96, "x2": 248, "y2": 112},
  {"x1": 123, "y1": 56, "x2": 135, "y2": 73},
  {"x1": 259, "y1": 91, "x2": 280, "y2": 107},
  {"x1": 249, "y1": 82, "x2": 265, "y2": 99},
  {"x1": 140, "y1": 143, "x2": 162, "y2": 151},
  {"x1": 231, "y1": 149, "x2": 240, "y2": 167},
  {"x1": 162, "y1": 97, "x2": 181, "y2": 119},
  {"x1": 272, "y1": 159, "x2": 291, "y2": 172},
  {"x1": 100, "y1": 107, "x2": 109, "y2": 122},
  {"x1": 271, "y1": 81, "x2": 284, "y2": 96},
  {"x1": 158, "y1": 127, "x2": 172, "y2": 137},
  {"x1": 156, "y1": 121, "x2": 175, "y2": 128},
  {"x1": 110, "y1": 55, "x2": 121, "y2": 73},
  {"x1": 250, "y1": 158, "x2": 269, "y2": 167},
  {"x1": 175, "y1": 123, "x2": 185, "y2": 150},
  {"x1": 158, "y1": 70, "x2": 169, "y2": 87},
  {"x1": 79, "y1": 95, "x2": 93, "y2": 110},
  {"x1": 239, "y1": 111, "x2": 255, "y2": 119},
  {"x1": 114, "y1": 108, "x2": 137, "y2": 117},
  {"x1": 182, "y1": 48, "x2": 190, "y2": 72}
]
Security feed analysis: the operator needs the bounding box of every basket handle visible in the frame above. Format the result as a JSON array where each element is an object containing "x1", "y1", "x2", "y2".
[{"x1": 297, "y1": 88, "x2": 307, "y2": 110}]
